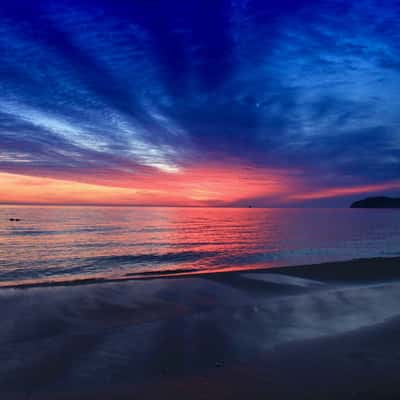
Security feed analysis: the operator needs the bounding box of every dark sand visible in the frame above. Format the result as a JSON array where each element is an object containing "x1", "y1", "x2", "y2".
[{"x1": 1, "y1": 257, "x2": 400, "y2": 399}]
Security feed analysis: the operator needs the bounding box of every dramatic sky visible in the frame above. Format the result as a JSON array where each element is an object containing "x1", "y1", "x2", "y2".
[{"x1": 0, "y1": 0, "x2": 399, "y2": 206}]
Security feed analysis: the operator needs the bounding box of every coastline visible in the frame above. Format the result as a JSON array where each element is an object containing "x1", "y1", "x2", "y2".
[
  {"x1": 1, "y1": 256, "x2": 400, "y2": 399},
  {"x1": 1, "y1": 255, "x2": 400, "y2": 289}
]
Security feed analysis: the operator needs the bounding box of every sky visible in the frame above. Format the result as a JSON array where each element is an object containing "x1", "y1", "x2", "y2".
[{"x1": 0, "y1": 0, "x2": 399, "y2": 207}]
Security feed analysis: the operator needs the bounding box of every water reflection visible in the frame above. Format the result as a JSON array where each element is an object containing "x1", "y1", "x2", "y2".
[{"x1": 0, "y1": 206, "x2": 400, "y2": 287}]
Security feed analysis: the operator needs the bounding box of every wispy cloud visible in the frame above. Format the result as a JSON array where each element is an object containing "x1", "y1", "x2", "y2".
[{"x1": 0, "y1": 0, "x2": 399, "y2": 205}]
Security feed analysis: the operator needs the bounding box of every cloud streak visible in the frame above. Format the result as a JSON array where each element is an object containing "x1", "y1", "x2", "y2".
[{"x1": 0, "y1": 0, "x2": 399, "y2": 205}]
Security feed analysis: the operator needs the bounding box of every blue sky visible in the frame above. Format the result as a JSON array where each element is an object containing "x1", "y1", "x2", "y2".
[{"x1": 0, "y1": 0, "x2": 399, "y2": 206}]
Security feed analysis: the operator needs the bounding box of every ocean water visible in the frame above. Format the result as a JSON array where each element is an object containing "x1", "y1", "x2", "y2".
[{"x1": 0, "y1": 206, "x2": 399, "y2": 287}]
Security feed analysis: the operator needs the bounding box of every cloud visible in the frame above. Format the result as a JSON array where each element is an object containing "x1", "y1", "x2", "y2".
[{"x1": 0, "y1": 0, "x2": 399, "y2": 204}]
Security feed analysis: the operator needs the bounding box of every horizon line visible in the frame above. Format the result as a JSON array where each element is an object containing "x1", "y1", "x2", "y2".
[{"x1": 0, "y1": 202, "x2": 352, "y2": 209}]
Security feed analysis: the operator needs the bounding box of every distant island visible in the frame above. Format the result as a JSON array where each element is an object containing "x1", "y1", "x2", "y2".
[{"x1": 351, "y1": 196, "x2": 400, "y2": 208}]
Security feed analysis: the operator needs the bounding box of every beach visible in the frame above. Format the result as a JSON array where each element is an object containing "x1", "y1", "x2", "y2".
[
  {"x1": 2, "y1": 0, "x2": 400, "y2": 397},
  {"x1": 1, "y1": 256, "x2": 400, "y2": 399}
]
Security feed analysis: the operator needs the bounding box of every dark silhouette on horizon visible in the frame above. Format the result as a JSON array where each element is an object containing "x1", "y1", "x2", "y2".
[{"x1": 351, "y1": 196, "x2": 400, "y2": 209}]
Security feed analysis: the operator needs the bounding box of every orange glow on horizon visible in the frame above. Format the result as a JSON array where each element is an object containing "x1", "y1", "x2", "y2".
[
  {"x1": 2, "y1": 167, "x2": 398, "y2": 206},
  {"x1": 0, "y1": 172, "x2": 167, "y2": 205},
  {"x1": 0, "y1": 165, "x2": 295, "y2": 206}
]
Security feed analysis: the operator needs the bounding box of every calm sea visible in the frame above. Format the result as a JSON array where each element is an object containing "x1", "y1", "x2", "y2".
[{"x1": 0, "y1": 206, "x2": 399, "y2": 287}]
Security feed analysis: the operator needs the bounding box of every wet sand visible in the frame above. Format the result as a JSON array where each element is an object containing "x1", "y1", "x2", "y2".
[{"x1": 1, "y1": 257, "x2": 400, "y2": 399}]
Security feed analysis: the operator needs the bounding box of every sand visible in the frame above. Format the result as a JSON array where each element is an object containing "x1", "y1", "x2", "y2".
[{"x1": 1, "y1": 257, "x2": 400, "y2": 399}]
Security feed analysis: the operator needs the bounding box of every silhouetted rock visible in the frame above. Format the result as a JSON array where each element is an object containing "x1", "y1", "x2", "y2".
[
  {"x1": 351, "y1": 196, "x2": 400, "y2": 208},
  {"x1": 9, "y1": 218, "x2": 15, "y2": 221}
]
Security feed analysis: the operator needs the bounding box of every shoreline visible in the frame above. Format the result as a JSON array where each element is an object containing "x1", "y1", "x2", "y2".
[{"x1": 1, "y1": 255, "x2": 400, "y2": 290}]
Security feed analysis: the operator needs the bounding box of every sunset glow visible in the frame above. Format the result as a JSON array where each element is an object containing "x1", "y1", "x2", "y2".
[
  {"x1": 0, "y1": 165, "x2": 295, "y2": 206},
  {"x1": 0, "y1": 1, "x2": 399, "y2": 206}
]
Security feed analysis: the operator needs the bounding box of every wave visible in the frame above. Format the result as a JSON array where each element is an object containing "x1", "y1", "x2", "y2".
[
  {"x1": 0, "y1": 265, "x2": 260, "y2": 289},
  {"x1": 87, "y1": 250, "x2": 219, "y2": 266},
  {"x1": 7, "y1": 226, "x2": 121, "y2": 236},
  {"x1": 0, "y1": 267, "x2": 213, "y2": 289},
  {"x1": 0, "y1": 250, "x2": 221, "y2": 289}
]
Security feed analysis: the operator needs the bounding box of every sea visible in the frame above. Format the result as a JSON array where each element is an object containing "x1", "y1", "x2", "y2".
[{"x1": 0, "y1": 205, "x2": 399, "y2": 287}]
